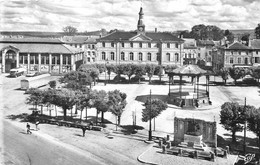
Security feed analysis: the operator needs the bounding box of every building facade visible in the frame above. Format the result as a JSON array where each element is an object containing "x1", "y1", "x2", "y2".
[
  {"x1": 0, "y1": 38, "x2": 84, "y2": 74},
  {"x1": 96, "y1": 7, "x2": 185, "y2": 66},
  {"x1": 212, "y1": 40, "x2": 260, "y2": 71},
  {"x1": 182, "y1": 38, "x2": 198, "y2": 65}
]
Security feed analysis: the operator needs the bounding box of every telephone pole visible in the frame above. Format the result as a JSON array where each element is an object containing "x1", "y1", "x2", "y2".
[{"x1": 148, "y1": 89, "x2": 152, "y2": 141}]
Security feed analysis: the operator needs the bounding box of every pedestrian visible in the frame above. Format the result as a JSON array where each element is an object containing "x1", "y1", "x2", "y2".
[
  {"x1": 35, "y1": 120, "x2": 40, "y2": 131},
  {"x1": 26, "y1": 123, "x2": 32, "y2": 134},
  {"x1": 89, "y1": 121, "x2": 93, "y2": 130},
  {"x1": 81, "y1": 126, "x2": 87, "y2": 137}
]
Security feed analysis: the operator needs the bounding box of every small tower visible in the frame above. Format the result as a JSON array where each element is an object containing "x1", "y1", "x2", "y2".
[{"x1": 137, "y1": 7, "x2": 145, "y2": 34}]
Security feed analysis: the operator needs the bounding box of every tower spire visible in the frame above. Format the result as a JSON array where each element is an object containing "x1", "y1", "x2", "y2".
[{"x1": 137, "y1": 6, "x2": 145, "y2": 34}]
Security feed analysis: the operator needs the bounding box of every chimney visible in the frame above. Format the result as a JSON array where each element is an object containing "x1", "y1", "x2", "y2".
[{"x1": 155, "y1": 28, "x2": 157, "y2": 33}]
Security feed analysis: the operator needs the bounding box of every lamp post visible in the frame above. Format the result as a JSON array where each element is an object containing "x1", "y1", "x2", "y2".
[
  {"x1": 148, "y1": 89, "x2": 152, "y2": 141},
  {"x1": 244, "y1": 97, "x2": 247, "y2": 155}
]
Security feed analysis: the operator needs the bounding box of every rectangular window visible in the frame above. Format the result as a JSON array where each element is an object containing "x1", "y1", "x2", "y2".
[
  {"x1": 148, "y1": 43, "x2": 151, "y2": 48},
  {"x1": 139, "y1": 43, "x2": 142, "y2": 48},
  {"x1": 102, "y1": 42, "x2": 105, "y2": 47},
  {"x1": 238, "y1": 58, "x2": 241, "y2": 64},
  {"x1": 230, "y1": 57, "x2": 233, "y2": 64},
  {"x1": 130, "y1": 42, "x2": 133, "y2": 48},
  {"x1": 167, "y1": 43, "x2": 170, "y2": 48},
  {"x1": 121, "y1": 42, "x2": 124, "y2": 48},
  {"x1": 256, "y1": 51, "x2": 259, "y2": 55},
  {"x1": 92, "y1": 45, "x2": 95, "y2": 49},
  {"x1": 111, "y1": 42, "x2": 114, "y2": 47},
  {"x1": 175, "y1": 43, "x2": 178, "y2": 48}
]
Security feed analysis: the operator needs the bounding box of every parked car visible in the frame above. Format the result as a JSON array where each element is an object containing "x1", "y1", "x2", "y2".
[
  {"x1": 9, "y1": 68, "x2": 26, "y2": 77},
  {"x1": 26, "y1": 72, "x2": 40, "y2": 77}
]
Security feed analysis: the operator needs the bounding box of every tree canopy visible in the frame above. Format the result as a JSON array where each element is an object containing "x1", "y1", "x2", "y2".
[
  {"x1": 220, "y1": 102, "x2": 245, "y2": 142},
  {"x1": 63, "y1": 26, "x2": 78, "y2": 36},
  {"x1": 255, "y1": 23, "x2": 260, "y2": 39}
]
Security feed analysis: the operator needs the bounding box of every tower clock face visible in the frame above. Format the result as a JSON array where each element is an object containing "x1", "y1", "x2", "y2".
[{"x1": 139, "y1": 27, "x2": 143, "y2": 31}]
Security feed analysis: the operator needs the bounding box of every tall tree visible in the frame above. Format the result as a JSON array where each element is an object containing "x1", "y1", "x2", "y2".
[
  {"x1": 142, "y1": 99, "x2": 168, "y2": 131},
  {"x1": 220, "y1": 102, "x2": 245, "y2": 142},
  {"x1": 229, "y1": 67, "x2": 243, "y2": 85},
  {"x1": 255, "y1": 23, "x2": 260, "y2": 39},
  {"x1": 107, "y1": 90, "x2": 127, "y2": 128},
  {"x1": 106, "y1": 64, "x2": 116, "y2": 81},
  {"x1": 241, "y1": 33, "x2": 250, "y2": 46},
  {"x1": 134, "y1": 64, "x2": 146, "y2": 84},
  {"x1": 154, "y1": 65, "x2": 164, "y2": 82},
  {"x1": 26, "y1": 88, "x2": 44, "y2": 111},
  {"x1": 122, "y1": 64, "x2": 135, "y2": 83},
  {"x1": 63, "y1": 26, "x2": 78, "y2": 36},
  {"x1": 224, "y1": 30, "x2": 235, "y2": 44},
  {"x1": 145, "y1": 64, "x2": 157, "y2": 84},
  {"x1": 246, "y1": 107, "x2": 260, "y2": 154},
  {"x1": 52, "y1": 89, "x2": 76, "y2": 120},
  {"x1": 92, "y1": 90, "x2": 108, "y2": 124},
  {"x1": 251, "y1": 66, "x2": 260, "y2": 83},
  {"x1": 219, "y1": 67, "x2": 229, "y2": 84}
]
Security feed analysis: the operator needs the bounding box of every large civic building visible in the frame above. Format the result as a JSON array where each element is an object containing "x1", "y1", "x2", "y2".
[
  {"x1": 0, "y1": 38, "x2": 84, "y2": 74},
  {"x1": 96, "y1": 7, "x2": 185, "y2": 66}
]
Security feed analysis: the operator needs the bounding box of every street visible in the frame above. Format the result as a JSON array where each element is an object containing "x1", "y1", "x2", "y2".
[{"x1": 2, "y1": 120, "x2": 107, "y2": 165}]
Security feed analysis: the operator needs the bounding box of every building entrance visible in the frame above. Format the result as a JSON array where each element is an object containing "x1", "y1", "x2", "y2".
[{"x1": 5, "y1": 50, "x2": 17, "y2": 73}]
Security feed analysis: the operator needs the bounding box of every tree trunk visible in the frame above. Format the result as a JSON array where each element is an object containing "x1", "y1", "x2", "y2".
[
  {"x1": 154, "y1": 118, "x2": 155, "y2": 131},
  {"x1": 96, "y1": 110, "x2": 98, "y2": 125},
  {"x1": 159, "y1": 75, "x2": 162, "y2": 82},
  {"x1": 41, "y1": 105, "x2": 43, "y2": 115},
  {"x1": 115, "y1": 116, "x2": 118, "y2": 131},
  {"x1": 118, "y1": 115, "x2": 121, "y2": 126},
  {"x1": 49, "y1": 109, "x2": 51, "y2": 117},
  {"x1": 70, "y1": 108, "x2": 72, "y2": 117},
  {"x1": 138, "y1": 78, "x2": 140, "y2": 84},
  {"x1": 85, "y1": 107, "x2": 88, "y2": 121},
  {"x1": 63, "y1": 108, "x2": 67, "y2": 120},
  {"x1": 149, "y1": 76, "x2": 151, "y2": 84},
  {"x1": 235, "y1": 79, "x2": 237, "y2": 85},
  {"x1": 55, "y1": 106, "x2": 57, "y2": 117},
  {"x1": 75, "y1": 104, "x2": 78, "y2": 114},
  {"x1": 108, "y1": 74, "x2": 111, "y2": 81},
  {"x1": 80, "y1": 109, "x2": 83, "y2": 122},
  {"x1": 232, "y1": 131, "x2": 236, "y2": 142},
  {"x1": 101, "y1": 111, "x2": 104, "y2": 124},
  {"x1": 128, "y1": 76, "x2": 131, "y2": 84},
  {"x1": 224, "y1": 79, "x2": 227, "y2": 85}
]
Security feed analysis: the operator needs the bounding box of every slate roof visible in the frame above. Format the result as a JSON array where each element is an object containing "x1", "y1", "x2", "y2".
[
  {"x1": 0, "y1": 37, "x2": 62, "y2": 44},
  {"x1": 166, "y1": 64, "x2": 207, "y2": 75},
  {"x1": 98, "y1": 31, "x2": 184, "y2": 42},
  {"x1": 196, "y1": 40, "x2": 215, "y2": 46},
  {"x1": 250, "y1": 39, "x2": 260, "y2": 49},
  {"x1": 227, "y1": 42, "x2": 251, "y2": 50},
  {"x1": 61, "y1": 36, "x2": 97, "y2": 44}
]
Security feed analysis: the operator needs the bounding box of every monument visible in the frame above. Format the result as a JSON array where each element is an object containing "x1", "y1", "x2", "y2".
[{"x1": 174, "y1": 117, "x2": 217, "y2": 148}]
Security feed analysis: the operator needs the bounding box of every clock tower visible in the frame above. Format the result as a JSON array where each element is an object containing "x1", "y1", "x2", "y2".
[{"x1": 137, "y1": 7, "x2": 145, "y2": 34}]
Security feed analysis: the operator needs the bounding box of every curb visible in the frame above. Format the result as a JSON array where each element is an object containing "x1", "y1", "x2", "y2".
[{"x1": 137, "y1": 144, "x2": 158, "y2": 165}]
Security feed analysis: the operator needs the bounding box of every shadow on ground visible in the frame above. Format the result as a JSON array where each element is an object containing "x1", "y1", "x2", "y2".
[{"x1": 135, "y1": 95, "x2": 168, "y2": 103}]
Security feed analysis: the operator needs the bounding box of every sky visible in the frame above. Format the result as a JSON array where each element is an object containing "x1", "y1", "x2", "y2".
[{"x1": 0, "y1": 0, "x2": 259, "y2": 32}]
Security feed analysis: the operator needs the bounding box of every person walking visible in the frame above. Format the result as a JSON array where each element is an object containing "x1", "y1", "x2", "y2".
[
  {"x1": 81, "y1": 126, "x2": 87, "y2": 137},
  {"x1": 35, "y1": 120, "x2": 40, "y2": 131},
  {"x1": 26, "y1": 123, "x2": 32, "y2": 134}
]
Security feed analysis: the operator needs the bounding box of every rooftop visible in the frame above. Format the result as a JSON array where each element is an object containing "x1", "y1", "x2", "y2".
[
  {"x1": 98, "y1": 31, "x2": 184, "y2": 42},
  {"x1": 227, "y1": 42, "x2": 251, "y2": 50}
]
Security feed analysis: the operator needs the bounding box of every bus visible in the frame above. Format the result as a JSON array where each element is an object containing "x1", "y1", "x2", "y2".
[{"x1": 20, "y1": 74, "x2": 51, "y2": 90}]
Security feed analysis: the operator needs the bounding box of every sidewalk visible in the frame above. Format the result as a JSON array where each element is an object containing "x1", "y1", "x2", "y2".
[{"x1": 137, "y1": 144, "x2": 238, "y2": 165}]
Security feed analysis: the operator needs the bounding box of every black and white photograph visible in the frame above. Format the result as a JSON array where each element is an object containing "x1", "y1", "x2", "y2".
[{"x1": 1, "y1": 0, "x2": 260, "y2": 164}]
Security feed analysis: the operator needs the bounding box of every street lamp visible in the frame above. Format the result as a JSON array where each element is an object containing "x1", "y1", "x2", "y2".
[{"x1": 148, "y1": 89, "x2": 152, "y2": 141}]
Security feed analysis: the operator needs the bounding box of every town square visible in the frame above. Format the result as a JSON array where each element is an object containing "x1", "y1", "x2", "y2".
[{"x1": 1, "y1": 0, "x2": 260, "y2": 165}]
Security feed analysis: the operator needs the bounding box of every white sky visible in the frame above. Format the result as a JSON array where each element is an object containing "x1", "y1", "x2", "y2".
[{"x1": 0, "y1": 0, "x2": 259, "y2": 32}]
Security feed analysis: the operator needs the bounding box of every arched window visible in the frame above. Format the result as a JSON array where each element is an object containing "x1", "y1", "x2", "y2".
[
  {"x1": 121, "y1": 52, "x2": 125, "y2": 61},
  {"x1": 139, "y1": 52, "x2": 143, "y2": 61},
  {"x1": 175, "y1": 53, "x2": 179, "y2": 62},
  {"x1": 166, "y1": 53, "x2": 170, "y2": 61},
  {"x1": 147, "y1": 53, "x2": 151, "y2": 61},
  {"x1": 101, "y1": 52, "x2": 106, "y2": 60},
  {"x1": 110, "y1": 52, "x2": 115, "y2": 60},
  {"x1": 129, "y1": 52, "x2": 134, "y2": 61}
]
